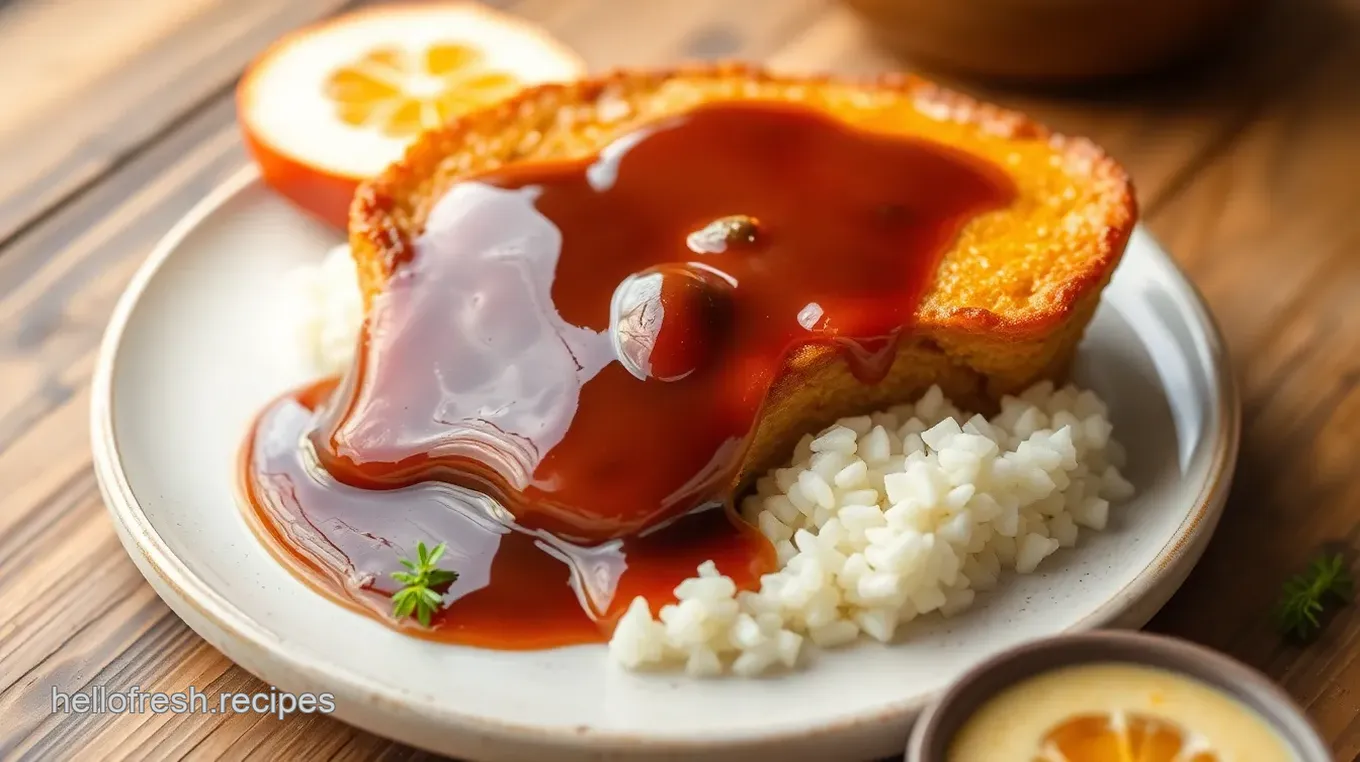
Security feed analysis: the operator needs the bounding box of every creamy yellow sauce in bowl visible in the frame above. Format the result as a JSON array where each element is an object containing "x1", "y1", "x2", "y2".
[
  {"x1": 906, "y1": 632, "x2": 1329, "y2": 762},
  {"x1": 949, "y1": 663, "x2": 1294, "y2": 762}
]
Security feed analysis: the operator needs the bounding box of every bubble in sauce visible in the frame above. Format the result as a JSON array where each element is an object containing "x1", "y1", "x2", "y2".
[
  {"x1": 685, "y1": 214, "x2": 761, "y2": 255},
  {"x1": 609, "y1": 263, "x2": 734, "y2": 382}
]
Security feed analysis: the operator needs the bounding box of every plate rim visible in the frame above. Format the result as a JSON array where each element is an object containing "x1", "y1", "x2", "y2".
[{"x1": 90, "y1": 165, "x2": 1242, "y2": 754}]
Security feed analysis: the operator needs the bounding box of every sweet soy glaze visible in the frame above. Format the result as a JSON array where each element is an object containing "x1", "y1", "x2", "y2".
[{"x1": 242, "y1": 101, "x2": 1016, "y2": 647}]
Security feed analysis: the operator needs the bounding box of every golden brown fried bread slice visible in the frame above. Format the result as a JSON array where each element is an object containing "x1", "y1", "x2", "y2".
[{"x1": 347, "y1": 64, "x2": 1136, "y2": 483}]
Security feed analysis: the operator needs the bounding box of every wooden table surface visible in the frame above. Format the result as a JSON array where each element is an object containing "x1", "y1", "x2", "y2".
[{"x1": 3, "y1": 0, "x2": 1360, "y2": 759}]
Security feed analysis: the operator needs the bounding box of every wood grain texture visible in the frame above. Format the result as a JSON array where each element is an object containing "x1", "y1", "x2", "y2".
[
  {"x1": 0, "y1": 0, "x2": 357, "y2": 245},
  {"x1": 1143, "y1": 1, "x2": 1360, "y2": 756},
  {"x1": 0, "y1": 0, "x2": 1358, "y2": 758}
]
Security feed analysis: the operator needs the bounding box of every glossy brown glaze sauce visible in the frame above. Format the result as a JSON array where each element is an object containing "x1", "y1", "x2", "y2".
[{"x1": 241, "y1": 101, "x2": 1016, "y2": 648}]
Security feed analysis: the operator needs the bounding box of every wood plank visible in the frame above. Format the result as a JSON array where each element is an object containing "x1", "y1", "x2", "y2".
[
  {"x1": 0, "y1": 97, "x2": 243, "y2": 465},
  {"x1": 1141, "y1": 0, "x2": 1360, "y2": 757},
  {"x1": 0, "y1": 0, "x2": 355, "y2": 244},
  {"x1": 0, "y1": 90, "x2": 252, "y2": 758},
  {"x1": 0, "y1": 0, "x2": 1355, "y2": 758}
]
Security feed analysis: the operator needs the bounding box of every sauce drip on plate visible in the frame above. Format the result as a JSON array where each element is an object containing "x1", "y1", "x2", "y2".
[{"x1": 241, "y1": 101, "x2": 1015, "y2": 647}]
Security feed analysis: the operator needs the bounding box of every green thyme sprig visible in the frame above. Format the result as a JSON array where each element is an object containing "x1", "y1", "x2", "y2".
[
  {"x1": 391, "y1": 541, "x2": 458, "y2": 627},
  {"x1": 1274, "y1": 553, "x2": 1352, "y2": 640}
]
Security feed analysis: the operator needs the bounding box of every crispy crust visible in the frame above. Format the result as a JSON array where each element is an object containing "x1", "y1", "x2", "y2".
[{"x1": 348, "y1": 63, "x2": 1137, "y2": 479}]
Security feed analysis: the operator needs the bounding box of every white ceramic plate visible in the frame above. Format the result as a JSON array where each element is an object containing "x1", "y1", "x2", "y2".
[{"x1": 92, "y1": 168, "x2": 1238, "y2": 762}]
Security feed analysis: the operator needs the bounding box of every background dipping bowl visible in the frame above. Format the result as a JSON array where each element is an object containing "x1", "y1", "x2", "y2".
[{"x1": 906, "y1": 630, "x2": 1331, "y2": 762}]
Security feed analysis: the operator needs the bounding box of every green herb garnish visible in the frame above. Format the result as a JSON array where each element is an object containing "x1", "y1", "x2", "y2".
[
  {"x1": 391, "y1": 541, "x2": 458, "y2": 627},
  {"x1": 1274, "y1": 553, "x2": 1352, "y2": 640}
]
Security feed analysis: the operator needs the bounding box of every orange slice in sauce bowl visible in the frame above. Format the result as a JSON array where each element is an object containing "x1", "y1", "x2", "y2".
[
  {"x1": 237, "y1": 2, "x2": 586, "y2": 228},
  {"x1": 1036, "y1": 712, "x2": 1219, "y2": 762}
]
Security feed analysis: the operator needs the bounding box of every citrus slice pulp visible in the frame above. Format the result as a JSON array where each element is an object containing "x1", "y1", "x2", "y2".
[
  {"x1": 1037, "y1": 712, "x2": 1219, "y2": 762},
  {"x1": 238, "y1": 2, "x2": 586, "y2": 228}
]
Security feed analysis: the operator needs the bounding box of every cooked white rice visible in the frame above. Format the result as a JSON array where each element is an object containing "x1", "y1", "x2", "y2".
[
  {"x1": 284, "y1": 244, "x2": 364, "y2": 376},
  {"x1": 609, "y1": 383, "x2": 1133, "y2": 677},
  {"x1": 287, "y1": 248, "x2": 1135, "y2": 678}
]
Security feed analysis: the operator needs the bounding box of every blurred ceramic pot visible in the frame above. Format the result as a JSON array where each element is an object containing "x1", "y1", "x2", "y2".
[{"x1": 842, "y1": 0, "x2": 1257, "y2": 84}]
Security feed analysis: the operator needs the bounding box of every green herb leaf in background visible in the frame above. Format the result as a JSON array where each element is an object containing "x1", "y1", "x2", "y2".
[{"x1": 1274, "y1": 553, "x2": 1353, "y2": 640}]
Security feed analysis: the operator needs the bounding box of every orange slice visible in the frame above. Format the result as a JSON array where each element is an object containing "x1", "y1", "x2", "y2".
[
  {"x1": 237, "y1": 3, "x2": 586, "y2": 228},
  {"x1": 1036, "y1": 712, "x2": 1219, "y2": 762}
]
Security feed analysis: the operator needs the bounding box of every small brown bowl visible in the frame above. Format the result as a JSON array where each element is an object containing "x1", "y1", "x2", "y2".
[
  {"x1": 906, "y1": 630, "x2": 1331, "y2": 761},
  {"x1": 841, "y1": 0, "x2": 1259, "y2": 85}
]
